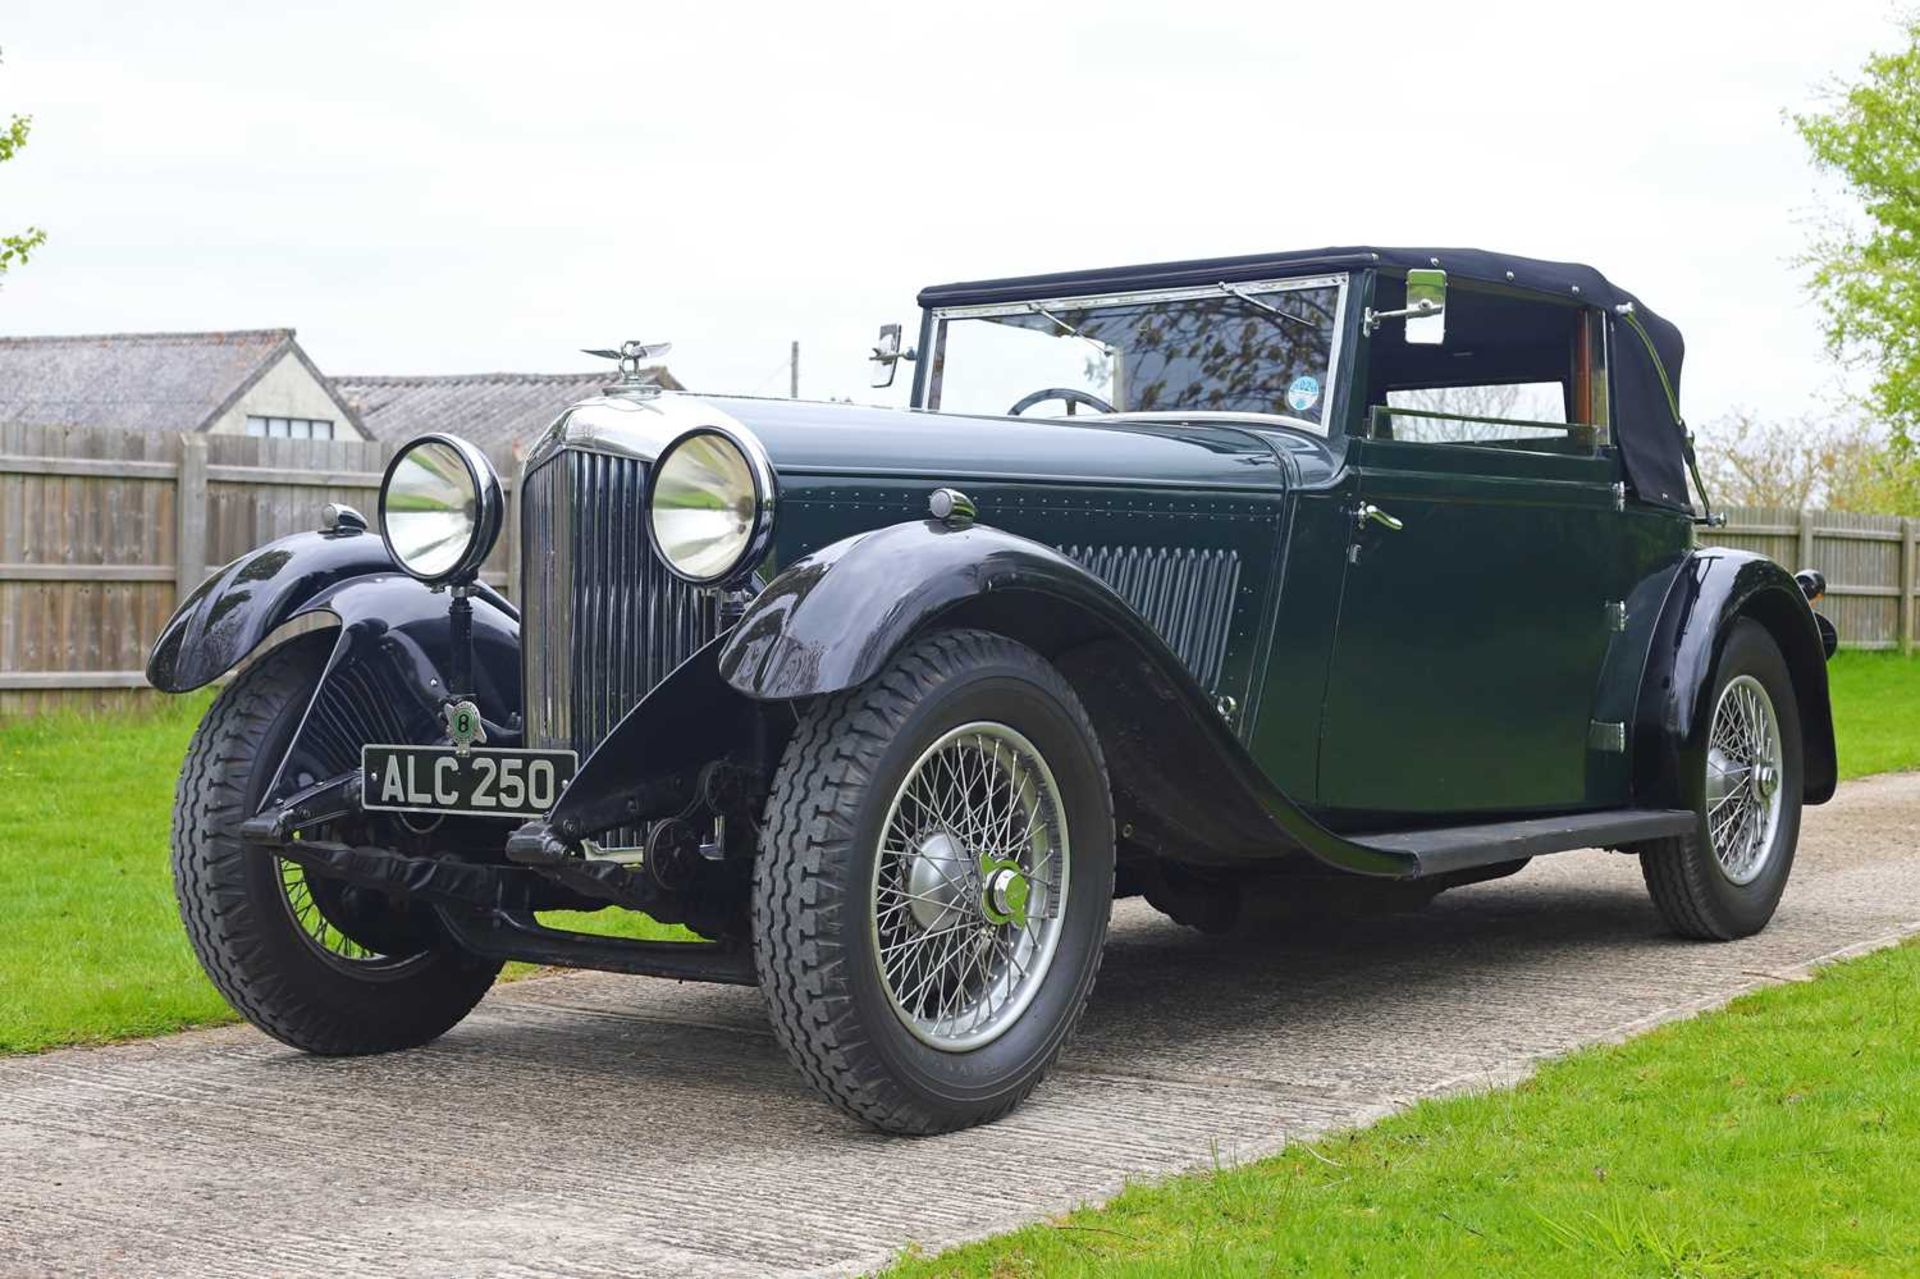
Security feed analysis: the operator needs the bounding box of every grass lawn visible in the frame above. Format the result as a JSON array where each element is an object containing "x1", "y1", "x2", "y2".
[
  {"x1": 887, "y1": 939, "x2": 1920, "y2": 1277},
  {"x1": 0, "y1": 649, "x2": 1913, "y2": 1058},
  {"x1": 0, "y1": 691, "x2": 685, "y2": 1054},
  {"x1": 1826, "y1": 650, "x2": 1920, "y2": 778}
]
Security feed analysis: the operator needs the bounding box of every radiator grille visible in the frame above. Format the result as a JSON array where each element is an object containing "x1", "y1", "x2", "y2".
[
  {"x1": 521, "y1": 450, "x2": 719, "y2": 760},
  {"x1": 1061, "y1": 545, "x2": 1241, "y2": 691}
]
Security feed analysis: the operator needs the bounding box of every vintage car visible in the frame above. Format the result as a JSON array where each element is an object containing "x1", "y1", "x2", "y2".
[{"x1": 149, "y1": 246, "x2": 1837, "y2": 1133}]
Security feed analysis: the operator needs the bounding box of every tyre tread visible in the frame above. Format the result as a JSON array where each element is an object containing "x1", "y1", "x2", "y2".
[
  {"x1": 753, "y1": 628, "x2": 1110, "y2": 1134},
  {"x1": 172, "y1": 634, "x2": 497, "y2": 1055},
  {"x1": 1636, "y1": 619, "x2": 1801, "y2": 942}
]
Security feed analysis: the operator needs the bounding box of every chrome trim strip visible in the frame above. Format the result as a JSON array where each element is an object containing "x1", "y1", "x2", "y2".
[
  {"x1": 925, "y1": 274, "x2": 1351, "y2": 433},
  {"x1": 772, "y1": 464, "x2": 1283, "y2": 493},
  {"x1": 930, "y1": 273, "x2": 1348, "y2": 320},
  {"x1": 1107, "y1": 410, "x2": 1326, "y2": 432}
]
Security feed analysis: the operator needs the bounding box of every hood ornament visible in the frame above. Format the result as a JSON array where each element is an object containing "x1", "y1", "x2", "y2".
[{"x1": 584, "y1": 339, "x2": 673, "y2": 397}]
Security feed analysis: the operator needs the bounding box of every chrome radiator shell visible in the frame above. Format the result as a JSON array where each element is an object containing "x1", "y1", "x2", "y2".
[{"x1": 520, "y1": 447, "x2": 719, "y2": 759}]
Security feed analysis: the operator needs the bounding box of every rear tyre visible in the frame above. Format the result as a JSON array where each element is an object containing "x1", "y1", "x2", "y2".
[
  {"x1": 172, "y1": 632, "x2": 501, "y2": 1054},
  {"x1": 1639, "y1": 619, "x2": 1803, "y2": 940},
  {"x1": 754, "y1": 629, "x2": 1114, "y2": 1134}
]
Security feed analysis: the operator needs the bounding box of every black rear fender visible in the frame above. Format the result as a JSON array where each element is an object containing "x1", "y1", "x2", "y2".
[{"x1": 1635, "y1": 549, "x2": 1837, "y2": 808}]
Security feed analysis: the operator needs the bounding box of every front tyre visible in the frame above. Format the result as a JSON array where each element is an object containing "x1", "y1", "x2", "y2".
[
  {"x1": 172, "y1": 632, "x2": 501, "y2": 1054},
  {"x1": 754, "y1": 629, "x2": 1114, "y2": 1133},
  {"x1": 1639, "y1": 619, "x2": 1804, "y2": 940}
]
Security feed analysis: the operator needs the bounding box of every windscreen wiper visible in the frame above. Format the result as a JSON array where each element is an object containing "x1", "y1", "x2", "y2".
[
  {"x1": 1030, "y1": 304, "x2": 1094, "y2": 341},
  {"x1": 1217, "y1": 281, "x2": 1317, "y2": 331}
]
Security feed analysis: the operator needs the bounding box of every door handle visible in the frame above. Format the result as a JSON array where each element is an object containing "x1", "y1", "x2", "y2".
[{"x1": 1354, "y1": 502, "x2": 1404, "y2": 533}]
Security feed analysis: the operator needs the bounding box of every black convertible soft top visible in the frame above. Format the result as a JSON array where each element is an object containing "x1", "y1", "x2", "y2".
[{"x1": 918, "y1": 246, "x2": 1692, "y2": 512}]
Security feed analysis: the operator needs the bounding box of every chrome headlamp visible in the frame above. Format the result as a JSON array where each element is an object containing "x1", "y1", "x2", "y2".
[
  {"x1": 378, "y1": 434, "x2": 503, "y2": 584},
  {"x1": 647, "y1": 425, "x2": 775, "y2": 585}
]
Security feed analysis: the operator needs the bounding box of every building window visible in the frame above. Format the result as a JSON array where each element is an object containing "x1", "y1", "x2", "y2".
[{"x1": 246, "y1": 415, "x2": 335, "y2": 440}]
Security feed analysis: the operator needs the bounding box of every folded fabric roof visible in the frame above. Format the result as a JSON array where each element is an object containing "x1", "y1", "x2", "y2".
[{"x1": 919, "y1": 246, "x2": 1691, "y2": 512}]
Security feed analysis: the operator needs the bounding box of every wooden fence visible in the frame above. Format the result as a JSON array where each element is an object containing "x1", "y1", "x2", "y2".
[
  {"x1": 1700, "y1": 507, "x2": 1916, "y2": 652},
  {"x1": 0, "y1": 421, "x2": 1913, "y2": 715},
  {"x1": 0, "y1": 422, "x2": 516, "y2": 716}
]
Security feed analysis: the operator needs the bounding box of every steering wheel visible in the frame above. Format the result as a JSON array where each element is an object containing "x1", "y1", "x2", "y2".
[{"x1": 1008, "y1": 387, "x2": 1116, "y2": 417}]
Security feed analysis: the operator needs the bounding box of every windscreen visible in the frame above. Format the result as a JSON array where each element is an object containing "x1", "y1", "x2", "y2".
[{"x1": 927, "y1": 275, "x2": 1347, "y2": 429}]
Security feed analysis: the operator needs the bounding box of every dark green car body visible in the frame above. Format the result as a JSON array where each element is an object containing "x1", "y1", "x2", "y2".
[
  {"x1": 143, "y1": 246, "x2": 1844, "y2": 1130},
  {"x1": 716, "y1": 391, "x2": 1689, "y2": 822},
  {"x1": 651, "y1": 250, "x2": 1834, "y2": 893},
  {"x1": 149, "y1": 243, "x2": 1839, "y2": 963}
]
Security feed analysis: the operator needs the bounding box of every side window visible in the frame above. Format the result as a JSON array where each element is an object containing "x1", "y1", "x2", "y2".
[
  {"x1": 1364, "y1": 282, "x2": 1608, "y2": 454},
  {"x1": 1387, "y1": 382, "x2": 1567, "y2": 444}
]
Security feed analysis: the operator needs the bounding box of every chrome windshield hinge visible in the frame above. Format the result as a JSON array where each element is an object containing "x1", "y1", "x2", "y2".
[
  {"x1": 1605, "y1": 601, "x2": 1627, "y2": 633},
  {"x1": 1612, "y1": 481, "x2": 1627, "y2": 512}
]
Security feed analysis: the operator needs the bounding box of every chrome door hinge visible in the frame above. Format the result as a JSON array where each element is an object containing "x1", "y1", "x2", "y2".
[
  {"x1": 1611, "y1": 482, "x2": 1627, "y2": 512},
  {"x1": 1605, "y1": 601, "x2": 1627, "y2": 632},
  {"x1": 1588, "y1": 720, "x2": 1627, "y2": 753}
]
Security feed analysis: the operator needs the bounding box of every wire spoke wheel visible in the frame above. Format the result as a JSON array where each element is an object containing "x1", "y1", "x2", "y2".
[
  {"x1": 1703, "y1": 673, "x2": 1785, "y2": 886},
  {"x1": 871, "y1": 722, "x2": 1071, "y2": 1051},
  {"x1": 757, "y1": 629, "x2": 1114, "y2": 1131}
]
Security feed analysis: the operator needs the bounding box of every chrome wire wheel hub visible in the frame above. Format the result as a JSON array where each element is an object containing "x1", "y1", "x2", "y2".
[
  {"x1": 1704, "y1": 674, "x2": 1785, "y2": 886},
  {"x1": 872, "y1": 722, "x2": 1070, "y2": 1052}
]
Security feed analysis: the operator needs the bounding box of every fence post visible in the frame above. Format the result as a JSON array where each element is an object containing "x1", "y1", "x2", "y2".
[
  {"x1": 1797, "y1": 509, "x2": 1816, "y2": 574},
  {"x1": 175, "y1": 433, "x2": 209, "y2": 604},
  {"x1": 1902, "y1": 516, "x2": 1915, "y2": 658}
]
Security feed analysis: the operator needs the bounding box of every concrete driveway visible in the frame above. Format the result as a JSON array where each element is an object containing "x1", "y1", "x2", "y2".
[{"x1": 3, "y1": 774, "x2": 1917, "y2": 1278}]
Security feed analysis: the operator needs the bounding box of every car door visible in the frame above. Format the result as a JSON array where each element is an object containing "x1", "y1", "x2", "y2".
[{"x1": 1317, "y1": 414, "x2": 1628, "y2": 819}]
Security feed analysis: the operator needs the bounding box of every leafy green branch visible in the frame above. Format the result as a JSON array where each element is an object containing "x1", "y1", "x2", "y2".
[
  {"x1": 1792, "y1": 15, "x2": 1920, "y2": 452},
  {"x1": 0, "y1": 46, "x2": 45, "y2": 280}
]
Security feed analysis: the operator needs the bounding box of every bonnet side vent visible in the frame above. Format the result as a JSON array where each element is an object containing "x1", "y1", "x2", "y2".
[{"x1": 1061, "y1": 546, "x2": 1241, "y2": 691}]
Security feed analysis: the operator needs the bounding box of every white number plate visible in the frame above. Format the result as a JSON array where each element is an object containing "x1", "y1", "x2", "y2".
[{"x1": 361, "y1": 745, "x2": 578, "y2": 819}]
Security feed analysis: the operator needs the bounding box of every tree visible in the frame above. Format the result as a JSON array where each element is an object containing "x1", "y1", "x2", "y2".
[
  {"x1": 1793, "y1": 17, "x2": 1920, "y2": 451},
  {"x1": 0, "y1": 46, "x2": 44, "y2": 282},
  {"x1": 1696, "y1": 409, "x2": 1920, "y2": 514}
]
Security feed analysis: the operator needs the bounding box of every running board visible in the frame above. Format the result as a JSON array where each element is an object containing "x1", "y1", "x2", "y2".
[{"x1": 1355, "y1": 808, "x2": 1696, "y2": 880}]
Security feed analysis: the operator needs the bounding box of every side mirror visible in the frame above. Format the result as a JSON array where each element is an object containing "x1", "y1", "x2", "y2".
[
  {"x1": 1403, "y1": 268, "x2": 1447, "y2": 345},
  {"x1": 869, "y1": 323, "x2": 916, "y2": 389},
  {"x1": 1363, "y1": 268, "x2": 1447, "y2": 345}
]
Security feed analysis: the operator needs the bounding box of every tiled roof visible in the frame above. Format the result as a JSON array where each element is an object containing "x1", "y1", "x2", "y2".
[
  {"x1": 0, "y1": 329, "x2": 302, "y2": 433},
  {"x1": 331, "y1": 368, "x2": 685, "y2": 455}
]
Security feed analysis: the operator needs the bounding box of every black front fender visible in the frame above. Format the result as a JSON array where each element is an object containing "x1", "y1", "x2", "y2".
[
  {"x1": 145, "y1": 525, "x2": 521, "y2": 812},
  {"x1": 146, "y1": 526, "x2": 518, "y2": 693},
  {"x1": 1636, "y1": 549, "x2": 1837, "y2": 808},
  {"x1": 262, "y1": 573, "x2": 521, "y2": 806},
  {"x1": 147, "y1": 527, "x2": 396, "y2": 692},
  {"x1": 718, "y1": 519, "x2": 1418, "y2": 878},
  {"x1": 717, "y1": 519, "x2": 1182, "y2": 700}
]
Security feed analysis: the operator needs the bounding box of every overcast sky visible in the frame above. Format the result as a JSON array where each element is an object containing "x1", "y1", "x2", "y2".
[{"x1": 0, "y1": 0, "x2": 1904, "y2": 426}]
